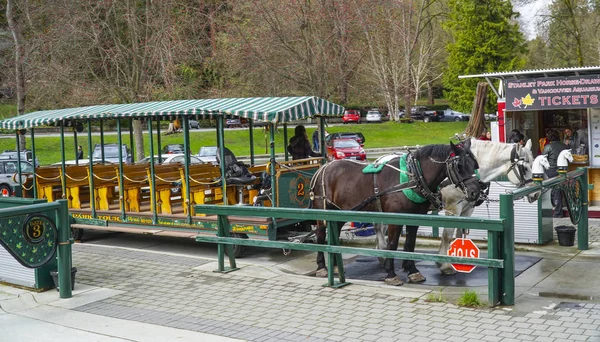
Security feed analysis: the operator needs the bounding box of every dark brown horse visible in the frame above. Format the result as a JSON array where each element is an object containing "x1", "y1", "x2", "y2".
[{"x1": 310, "y1": 141, "x2": 481, "y2": 286}]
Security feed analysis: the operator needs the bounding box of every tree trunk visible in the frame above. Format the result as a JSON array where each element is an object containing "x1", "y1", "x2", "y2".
[
  {"x1": 7, "y1": 0, "x2": 27, "y2": 150},
  {"x1": 133, "y1": 119, "x2": 145, "y2": 161}
]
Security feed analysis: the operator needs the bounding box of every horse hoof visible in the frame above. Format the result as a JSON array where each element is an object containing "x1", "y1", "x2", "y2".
[
  {"x1": 384, "y1": 276, "x2": 404, "y2": 286},
  {"x1": 408, "y1": 272, "x2": 426, "y2": 283},
  {"x1": 315, "y1": 268, "x2": 328, "y2": 278},
  {"x1": 440, "y1": 267, "x2": 457, "y2": 275}
]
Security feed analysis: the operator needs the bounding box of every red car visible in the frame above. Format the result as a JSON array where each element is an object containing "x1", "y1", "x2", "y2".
[
  {"x1": 342, "y1": 110, "x2": 361, "y2": 124},
  {"x1": 327, "y1": 138, "x2": 367, "y2": 161}
]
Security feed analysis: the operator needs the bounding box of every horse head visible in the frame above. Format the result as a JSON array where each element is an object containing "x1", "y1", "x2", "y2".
[
  {"x1": 506, "y1": 139, "x2": 534, "y2": 186},
  {"x1": 558, "y1": 149, "x2": 573, "y2": 169},
  {"x1": 448, "y1": 140, "x2": 481, "y2": 203}
]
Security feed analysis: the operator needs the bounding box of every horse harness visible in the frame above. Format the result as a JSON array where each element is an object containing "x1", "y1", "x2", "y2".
[
  {"x1": 507, "y1": 145, "x2": 532, "y2": 187},
  {"x1": 310, "y1": 151, "x2": 475, "y2": 212}
]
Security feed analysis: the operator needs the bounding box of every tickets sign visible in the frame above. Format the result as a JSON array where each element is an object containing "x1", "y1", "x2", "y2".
[{"x1": 506, "y1": 75, "x2": 600, "y2": 111}]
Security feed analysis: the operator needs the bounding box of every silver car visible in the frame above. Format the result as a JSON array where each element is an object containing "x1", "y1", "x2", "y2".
[
  {"x1": 197, "y1": 146, "x2": 218, "y2": 164},
  {"x1": 0, "y1": 160, "x2": 34, "y2": 196}
]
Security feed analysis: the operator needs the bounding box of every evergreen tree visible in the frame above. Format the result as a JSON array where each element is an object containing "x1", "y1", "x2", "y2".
[{"x1": 442, "y1": 0, "x2": 526, "y2": 113}]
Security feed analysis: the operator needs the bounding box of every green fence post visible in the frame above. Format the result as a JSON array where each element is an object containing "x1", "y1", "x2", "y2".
[
  {"x1": 578, "y1": 167, "x2": 589, "y2": 250},
  {"x1": 215, "y1": 214, "x2": 238, "y2": 273},
  {"x1": 487, "y1": 231, "x2": 500, "y2": 306},
  {"x1": 499, "y1": 193, "x2": 515, "y2": 306},
  {"x1": 55, "y1": 200, "x2": 72, "y2": 298}
]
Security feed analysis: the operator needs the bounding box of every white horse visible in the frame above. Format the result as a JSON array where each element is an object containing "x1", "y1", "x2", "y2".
[{"x1": 374, "y1": 138, "x2": 537, "y2": 276}]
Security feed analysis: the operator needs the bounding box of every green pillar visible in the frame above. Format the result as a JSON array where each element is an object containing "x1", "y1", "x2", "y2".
[
  {"x1": 59, "y1": 122, "x2": 67, "y2": 200},
  {"x1": 87, "y1": 121, "x2": 96, "y2": 217},
  {"x1": 117, "y1": 119, "x2": 126, "y2": 221},
  {"x1": 56, "y1": 199, "x2": 72, "y2": 298},
  {"x1": 182, "y1": 116, "x2": 192, "y2": 222},
  {"x1": 30, "y1": 128, "x2": 37, "y2": 198},
  {"x1": 269, "y1": 123, "x2": 277, "y2": 207},
  {"x1": 99, "y1": 120, "x2": 105, "y2": 163},
  {"x1": 73, "y1": 128, "x2": 79, "y2": 166},
  {"x1": 249, "y1": 120, "x2": 255, "y2": 166},
  {"x1": 129, "y1": 119, "x2": 135, "y2": 163},
  {"x1": 283, "y1": 123, "x2": 289, "y2": 161},
  {"x1": 499, "y1": 193, "x2": 515, "y2": 306},
  {"x1": 148, "y1": 119, "x2": 157, "y2": 224},
  {"x1": 217, "y1": 116, "x2": 227, "y2": 205},
  {"x1": 156, "y1": 118, "x2": 162, "y2": 163},
  {"x1": 578, "y1": 167, "x2": 589, "y2": 250},
  {"x1": 15, "y1": 130, "x2": 22, "y2": 197}
]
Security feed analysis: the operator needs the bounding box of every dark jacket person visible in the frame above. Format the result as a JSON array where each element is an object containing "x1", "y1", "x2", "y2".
[
  {"x1": 288, "y1": 125, "x2": 321, "y2": 160},
  {"x1": 542, "y1": 129, "x2": 568, "y2": 218}
]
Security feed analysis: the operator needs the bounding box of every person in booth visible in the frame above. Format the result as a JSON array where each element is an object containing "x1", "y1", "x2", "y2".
[
  {"x1": 542, "y1": 129, "x2": 569, "y2": 218},
  {"x1": 288, "y1": 125, "x2": 322, "y2": 160}
]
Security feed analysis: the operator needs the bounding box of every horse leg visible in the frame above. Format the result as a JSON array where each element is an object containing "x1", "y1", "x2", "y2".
[
  {"x1": 383, "y1": 224, "x2": 403, "y2": 286},
  {"x1": 437, "y1": 227, "x2": 458, "y2": 275},
  {"x1": 315, "y1": 221, "x2": 328, "y2": 277},
  {"x1": 374, "y1": 223, "x2": 389, "y2": 265},
  {"x1": 403, "y1": 225, "x2": 426, "y2": 283}
]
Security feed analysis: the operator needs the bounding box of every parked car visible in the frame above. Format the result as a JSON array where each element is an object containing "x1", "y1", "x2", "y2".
[
  {"x1": 189, "y1": 119, "x2": 200, "y2": 129},
  {"x1": 326, "y1": 139, "x2": 367, "y2": 161},
  {"x1": 161, "y1": 144, "x2": 185, "y2": 154},
  {"x1": 0, "y1": 159, "x2": 34, "y2": 196},
  {"x1": 92, "y1": 144, "x2": 132, "y2": 164},
  {"x1": 440, "y1": 109, "x2": 471, "y2": 122},
  {"x1": 137, "y1": 153, "x2": 202, "y2": 165},
  {"x1": 342, "y1": 110, "x2": 361, "y2": 124},
  {"x1": 197, "y1": 146, "x2": 218, "y2": 164},
  {"x1": 366, "y1": 110, "x2": 382, "y2": 123},
  {"x1": 326, "y1": 132, "x2": 366, "y2": 146},
  {"x1": 226, "y1": 118, "x2": 249, "y2": 128},
  {"x1": 398, "y1": 106, "x2": 435, "y2": 120},
  {"x1": 0, "y1": 150, "x2": 40, "y2": 167},
  {"x1": 485, "y1": 112, "x2": 498, "y2": 121}
]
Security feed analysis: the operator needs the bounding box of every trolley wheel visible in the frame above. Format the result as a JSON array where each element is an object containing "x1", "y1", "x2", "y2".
[
  {"x1": 225, "y1": 233, "x2": 248, "y2": 258},
  {"x1": 71, "y1": 228, "x2": 84, "y2": 241}
]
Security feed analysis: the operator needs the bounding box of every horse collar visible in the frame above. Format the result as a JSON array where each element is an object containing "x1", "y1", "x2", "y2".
[{"x1": 407, "y1": 153, "x2": 443, "y2": 210}]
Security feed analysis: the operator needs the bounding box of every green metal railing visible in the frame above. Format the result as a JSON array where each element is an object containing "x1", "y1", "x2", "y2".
[
  {"x1": 195, "y1": 203, "x2": 512, "y2": 306},
  {"x1": 195, "y1": 167, "x2": 589, "y2": 307}
]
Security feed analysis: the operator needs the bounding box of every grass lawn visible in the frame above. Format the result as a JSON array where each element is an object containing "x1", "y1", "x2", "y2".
[{"x1": 0, "y1": 121, "x2": 468, "y2": 166}]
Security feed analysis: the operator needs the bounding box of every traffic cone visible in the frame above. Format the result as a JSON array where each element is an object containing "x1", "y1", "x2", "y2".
[{"x1": 1, "y1": 188, "x2": 9, "y2": 197}]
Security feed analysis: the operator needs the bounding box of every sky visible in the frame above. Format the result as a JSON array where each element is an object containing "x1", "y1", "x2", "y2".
[{"x1": 513, "y1": 0, "x2": 553, "y2": 40}]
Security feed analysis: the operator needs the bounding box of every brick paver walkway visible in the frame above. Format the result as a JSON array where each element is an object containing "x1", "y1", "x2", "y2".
[{"x1": 72, "y1": 244, "x2": 600, "y2": 342}]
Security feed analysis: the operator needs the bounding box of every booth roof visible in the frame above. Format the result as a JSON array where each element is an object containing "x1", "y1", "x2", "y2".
[{"x1": 0, "y1": 96, "x2": 345, "y2": 129}]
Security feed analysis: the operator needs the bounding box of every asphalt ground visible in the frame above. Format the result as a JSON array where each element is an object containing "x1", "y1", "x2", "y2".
[{"x1": 1, "y1": 217, "x2": 600, "y2": 341}]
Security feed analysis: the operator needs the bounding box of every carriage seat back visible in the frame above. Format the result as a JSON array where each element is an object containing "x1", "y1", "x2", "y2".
[{"x1": 217, "y1": 147, "x2": 256, "y2": 185}]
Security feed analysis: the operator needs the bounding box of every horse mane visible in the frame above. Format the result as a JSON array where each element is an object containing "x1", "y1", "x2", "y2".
[{"x1": 413, "y1": 144, "x2": 452, "y2": 160}]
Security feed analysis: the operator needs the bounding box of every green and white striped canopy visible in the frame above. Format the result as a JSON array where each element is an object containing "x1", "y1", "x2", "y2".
[{"x1": 0, "y1": 96, "x2": 344, "y2": 129}]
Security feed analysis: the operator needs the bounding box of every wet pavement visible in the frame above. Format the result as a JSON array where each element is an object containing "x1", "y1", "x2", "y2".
[{"x1": 1, "y1": 217, "x2": 600, "y2": 341}]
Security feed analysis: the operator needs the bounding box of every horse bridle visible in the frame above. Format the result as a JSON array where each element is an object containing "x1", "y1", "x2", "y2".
[
  {"x1": 507, "y1": 146, "x2": 532, "y2": 187},
  {"x1": 435, "y1": 148, "x2": 481, "y2": 203}
]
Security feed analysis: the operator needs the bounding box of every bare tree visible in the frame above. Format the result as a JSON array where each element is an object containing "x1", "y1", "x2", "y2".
[{"x1": 6, "y1": 0, "x2": 26, "y2": 149}]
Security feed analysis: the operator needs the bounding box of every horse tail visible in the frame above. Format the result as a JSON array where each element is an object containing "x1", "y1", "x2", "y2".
[{"x1": 309, "y1": 162, "x2": 333, "y2": 210}]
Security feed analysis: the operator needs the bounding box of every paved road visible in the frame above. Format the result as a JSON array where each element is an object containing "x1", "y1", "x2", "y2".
[{"x1": 3, "y1": 221, "x2": 600, "y2": 341}]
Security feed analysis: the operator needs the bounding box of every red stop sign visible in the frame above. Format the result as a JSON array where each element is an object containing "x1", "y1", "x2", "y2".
[{"x1": 447, "y1": 238, "x2": 480, "y2": 273}]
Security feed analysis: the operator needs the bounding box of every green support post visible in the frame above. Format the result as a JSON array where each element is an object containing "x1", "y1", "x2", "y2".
[
  {"x1": 87, "y1": 121, "x2": 96, "y2": 217},
  {"x1": 30, "y1": 128, "x2": 37, "y2": 198},
  {"x1": 215, "y1": 214, "x2": 238, "y2": 273},
  {"x1": 73, "y1": 129, "x2": 79, "y2": 166},
  {"x1": 55, "y1": 200, "x2": 72, "y2": 299},
  {"x1": 15, "y1": 130, "x2": 22, "y2": 197},
  {"x1": 578, "y1": 167, "x2": 589, "y2": 250},
  {"x1": 269, "y1": 124, "x2": 277, "y2": 207},
  {"x1": 283, "y1": 123, "x2": 289, "y2": 161},
  {"x1": 182, "y1": 116, "x2": 192, "y2": 222},
  {"x1": 117, "y1": 119, "x2": 126, "y2": 221},
  {"x1": 156, "y1": 118, "x2": 162, "y2": 163},
  {"x1": 499, "y1": 193, "x2": 515, "y2": 306},
  {"x1": 487, "y1": 231, "x2": 500, "y2": 306},
  {"x1": 249, "y1": 120, "x2": 255, "y2": 166},
  {"x1": 217, "y1": 116, "x2": 227, "y2": 205},
  {"x1": 99, "y1": 120, "x2": 105, "y2": 162},
  {"x1": 59, "y1": 122, "x2": 67, "y2": 200},
  {"x1": 325, "y1": 221, "x2": 350, "y2": 288},
  {"x1": 147, "y1": 119, "x2": 158, "y2": 224},
  {"x1": 129, "y1": 119, "x2": 135, "y2": 163}
]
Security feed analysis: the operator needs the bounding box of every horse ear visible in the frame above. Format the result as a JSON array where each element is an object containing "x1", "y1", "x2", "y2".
[
  {"x1": 524, "y1": 139, "x2": 532, "y2": 151},
  {"x1": 462, "y1": 138, "x2": 471, "y2": 150}
]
